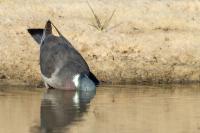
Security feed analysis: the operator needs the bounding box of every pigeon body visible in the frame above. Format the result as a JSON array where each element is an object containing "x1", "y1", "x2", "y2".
[{"x1": 28, "y1": 20, "x2": 98, "y2": 90}]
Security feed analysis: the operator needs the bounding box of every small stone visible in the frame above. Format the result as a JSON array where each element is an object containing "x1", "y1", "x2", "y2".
[{"x1": 0, "y1": 75, "x2": 6, "y2": 79}]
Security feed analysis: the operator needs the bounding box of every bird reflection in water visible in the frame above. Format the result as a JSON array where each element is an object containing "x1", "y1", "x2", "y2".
[{"x1": 32, "y1": 89, "x2": 96, "y2": 133}]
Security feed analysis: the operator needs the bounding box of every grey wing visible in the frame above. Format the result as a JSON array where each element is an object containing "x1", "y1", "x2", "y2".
[
  {"x1": 57, "y1": 61, "x2": 89, "y2": 81},
  {"x1": 40, "y1": 37, "x2": 89, "y2": 78},
  {"x1": 40, "y1": 43, "x2": 58, "y2": 78}
]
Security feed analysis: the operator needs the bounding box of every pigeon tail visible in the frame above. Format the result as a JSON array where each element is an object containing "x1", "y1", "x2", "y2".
[
  {"x1": 27, "y1": 28, "x2": 44, "y2": 44},
  {"x1": 45, "y1": 20, "x2": 52, "y2": 35}
]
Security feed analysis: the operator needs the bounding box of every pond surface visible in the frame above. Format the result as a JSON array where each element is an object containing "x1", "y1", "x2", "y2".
[{"x1": 1, "y1": 84, "x2": 200, "y2": 133}]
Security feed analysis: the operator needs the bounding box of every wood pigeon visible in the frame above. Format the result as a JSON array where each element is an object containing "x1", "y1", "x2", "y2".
[{"x1": 28, "y1": 20, "x2": 99, "y2": 90}]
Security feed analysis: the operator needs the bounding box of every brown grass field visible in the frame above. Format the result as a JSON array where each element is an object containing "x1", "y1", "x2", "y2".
[{"x1": 1, "y1": 0, "x2": 200, "y2": 85}]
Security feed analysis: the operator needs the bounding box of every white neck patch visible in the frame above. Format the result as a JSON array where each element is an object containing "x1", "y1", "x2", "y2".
[{"x1": 72, "y1": 74, "x2": 80, "y2": 88}]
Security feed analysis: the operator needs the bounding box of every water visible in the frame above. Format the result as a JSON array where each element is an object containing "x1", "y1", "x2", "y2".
[{"x1": 1, "y1": 84, "x2": 200, "y2": 133}]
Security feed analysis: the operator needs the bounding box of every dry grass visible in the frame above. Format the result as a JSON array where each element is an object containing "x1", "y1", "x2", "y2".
[
  {"x1": 1, "y1": 0, "x2": 200, "y2": 84},
  {"x1": 87, "y1": 2, "x2": 115, "y2": 31}
]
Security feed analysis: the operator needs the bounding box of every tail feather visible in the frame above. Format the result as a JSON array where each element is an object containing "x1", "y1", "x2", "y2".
[
  {"x1": 44, "y1": 20, "x2": 52, "y2": 35},
  {"x1": 27, "y1": 20, "x2": 72, "y2": 47},
  {"x1": 27, "y1": 20, "x2": 52, "y2": 45},
  {"x1": 27, "y1": 29, "x2": 44, "y2": 44}
]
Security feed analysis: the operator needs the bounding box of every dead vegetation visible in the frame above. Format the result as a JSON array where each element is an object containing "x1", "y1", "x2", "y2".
[{"x1": 87, "y1": 2, "x2": 115, "y2": 31}]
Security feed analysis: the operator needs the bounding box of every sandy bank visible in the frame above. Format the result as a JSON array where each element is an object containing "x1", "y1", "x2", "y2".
[{"x1": 1, "y1": 0, "x2": 200, "y2": 84}]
